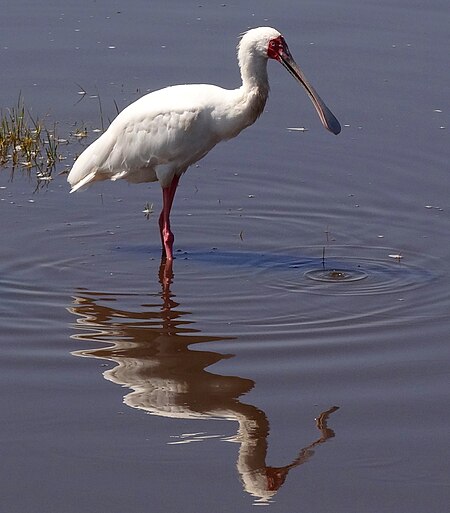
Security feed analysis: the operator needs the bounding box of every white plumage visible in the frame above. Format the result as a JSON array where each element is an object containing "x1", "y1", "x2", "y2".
[{"x1": 68, "y1": 27, "x2": 340, "y2": 262}]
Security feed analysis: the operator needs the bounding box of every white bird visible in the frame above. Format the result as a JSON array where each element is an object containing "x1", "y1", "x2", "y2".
[{"x1": 68, "y1": 27, "x2": 340, "y2": 262}]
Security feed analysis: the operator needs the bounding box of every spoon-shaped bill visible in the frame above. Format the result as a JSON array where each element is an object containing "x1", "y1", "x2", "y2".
[{"x1": 279, "y1": 51, "x2": 341, "y2": 135}]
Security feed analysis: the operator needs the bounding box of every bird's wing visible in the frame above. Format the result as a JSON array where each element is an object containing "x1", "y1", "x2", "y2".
[
  {"x1": 68, "y1": 84, "x2": 226, "y2": 190},
  {"x1": 105, "y1": 85, "x2": 224, "y2": 170}
]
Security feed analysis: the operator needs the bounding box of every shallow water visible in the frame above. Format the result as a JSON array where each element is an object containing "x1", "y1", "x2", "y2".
[{"x1": 1, "y1": 1, "x2": 449, "y2": 511}]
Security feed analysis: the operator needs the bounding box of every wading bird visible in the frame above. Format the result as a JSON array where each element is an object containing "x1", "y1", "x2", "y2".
[{"x1": 68, "y1": 27, "x2": 340, "y2": 262}]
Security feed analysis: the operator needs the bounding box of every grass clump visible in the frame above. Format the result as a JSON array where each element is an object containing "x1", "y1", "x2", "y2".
[{"x1": 0, "y1": 98, "x2": 65, "y2": 179}]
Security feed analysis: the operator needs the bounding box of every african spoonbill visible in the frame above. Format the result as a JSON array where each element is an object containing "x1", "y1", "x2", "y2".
[{"x1": 68, "y1": 27, "x2": 341, "y2": 262}]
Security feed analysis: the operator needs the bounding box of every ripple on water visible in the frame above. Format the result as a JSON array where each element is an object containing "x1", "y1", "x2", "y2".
[
  {"x1": 305, "y1": 268, "x2": 368, "y2": 283},
  {"x1": 285, "y1": 250, "x2": 435, "y2": 297},
  {"x1": 269, "y1": 245, "x2": 446, "y2": 325},
  {"x1": 179, "y1": 245, "x2": 447, "y2": 336}
]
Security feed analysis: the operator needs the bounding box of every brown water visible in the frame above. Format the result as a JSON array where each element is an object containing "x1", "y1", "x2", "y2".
[{"x1": 1, "y1": 1, "x2": 449, "y2": 511}]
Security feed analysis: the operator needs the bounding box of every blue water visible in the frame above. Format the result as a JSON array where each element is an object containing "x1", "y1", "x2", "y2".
[{"x1": 1, "y1": 1, "x2": 449, "y2": 512}]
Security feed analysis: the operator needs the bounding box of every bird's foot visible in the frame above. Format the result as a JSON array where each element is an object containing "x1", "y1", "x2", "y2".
[
  {"x1": 161, "y1": 247, "x2": 174, "y2": 262},
  {"x1": 160, "y1": 227, "x2": 174, "y2": 262},
  {"x1": 159, "y1": 255, "x2": 174, "y2": 292}
]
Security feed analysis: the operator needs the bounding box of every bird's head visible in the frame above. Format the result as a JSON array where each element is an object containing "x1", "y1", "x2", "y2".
[
  {"x1": 239, "y1": 27, "x2": 283, "y2": 59},
  {"x1": 240, "y1": 27, "x2": 341, "y2": 135}
]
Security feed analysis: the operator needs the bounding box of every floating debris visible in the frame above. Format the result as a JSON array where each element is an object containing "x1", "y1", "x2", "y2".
[
  {"x1": 37, "y1": 174, "x2": 53, "y2": 182},
  {"x1": 73, "y1": 128, "x2": 88, "y2": 139},
  {"x1": 287, "y1": 127, "x2": 308, "y2": 132},
  {"x1": 142, "y1": 202, "x2": 154, "y2": 219}
]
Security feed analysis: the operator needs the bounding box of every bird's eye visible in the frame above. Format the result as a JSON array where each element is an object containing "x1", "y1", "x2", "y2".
[{"x1": 267, "y1": 38, "x2": 281, "y2": 59}]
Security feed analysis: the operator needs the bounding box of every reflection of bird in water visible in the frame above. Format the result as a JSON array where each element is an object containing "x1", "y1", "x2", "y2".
[
  {"x1": 68, "y1": 263, "x2": 339, "y2": 503},
  {"x1": 235, "y1": 405, "x2": 338, "y2": 503}
]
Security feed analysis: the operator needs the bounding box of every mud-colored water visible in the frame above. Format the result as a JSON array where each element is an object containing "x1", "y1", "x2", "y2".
[{"x1": 1, "y1": 1, "x2": 449, "y2": 512}]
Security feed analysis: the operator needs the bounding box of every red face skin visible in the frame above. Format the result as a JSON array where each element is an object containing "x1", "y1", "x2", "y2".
[{"x1": 267, "y1": 35, "x2": 289, "y2": 61}]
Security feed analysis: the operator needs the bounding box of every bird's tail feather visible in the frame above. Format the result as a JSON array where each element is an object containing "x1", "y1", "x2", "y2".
[{"x1": 69, "y1": 170, "x2": 98, "y2": 193}]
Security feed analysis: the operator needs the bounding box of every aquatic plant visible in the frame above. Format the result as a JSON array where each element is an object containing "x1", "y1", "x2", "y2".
[
  {"x1": 0, "y1": 93, "x2": 119, "y2": 190},
  {"x1": 0, "y1": 98, "x2": 65, "y2": 180}
]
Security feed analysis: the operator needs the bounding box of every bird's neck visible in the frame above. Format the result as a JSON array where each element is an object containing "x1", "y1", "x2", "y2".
[
  {"x1": 239, "y1": 48, "x2": 270, "y2": 90},
  {"x1": 237, "y1": 49, "x2": 270, "y2": 123}
]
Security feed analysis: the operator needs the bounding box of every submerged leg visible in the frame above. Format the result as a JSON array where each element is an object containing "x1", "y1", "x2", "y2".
[{"x1": 158, "y1": 175, "x2": 180, "y2": 261}]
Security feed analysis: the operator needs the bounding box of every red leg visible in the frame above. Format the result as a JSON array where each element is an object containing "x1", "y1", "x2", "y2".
[{"x1": 158, "y1": 175, "x2": 180, "y2": 261}]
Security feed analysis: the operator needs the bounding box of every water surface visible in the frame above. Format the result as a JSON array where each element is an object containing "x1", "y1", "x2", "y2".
[{"x1": 1, "y1": 1, "x2": 449, "y2": 511}]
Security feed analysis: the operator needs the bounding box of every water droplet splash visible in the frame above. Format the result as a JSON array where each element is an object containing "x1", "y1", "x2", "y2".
[{"x1": 305, "y1": 268, "x2": 368, "y2": 283}]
